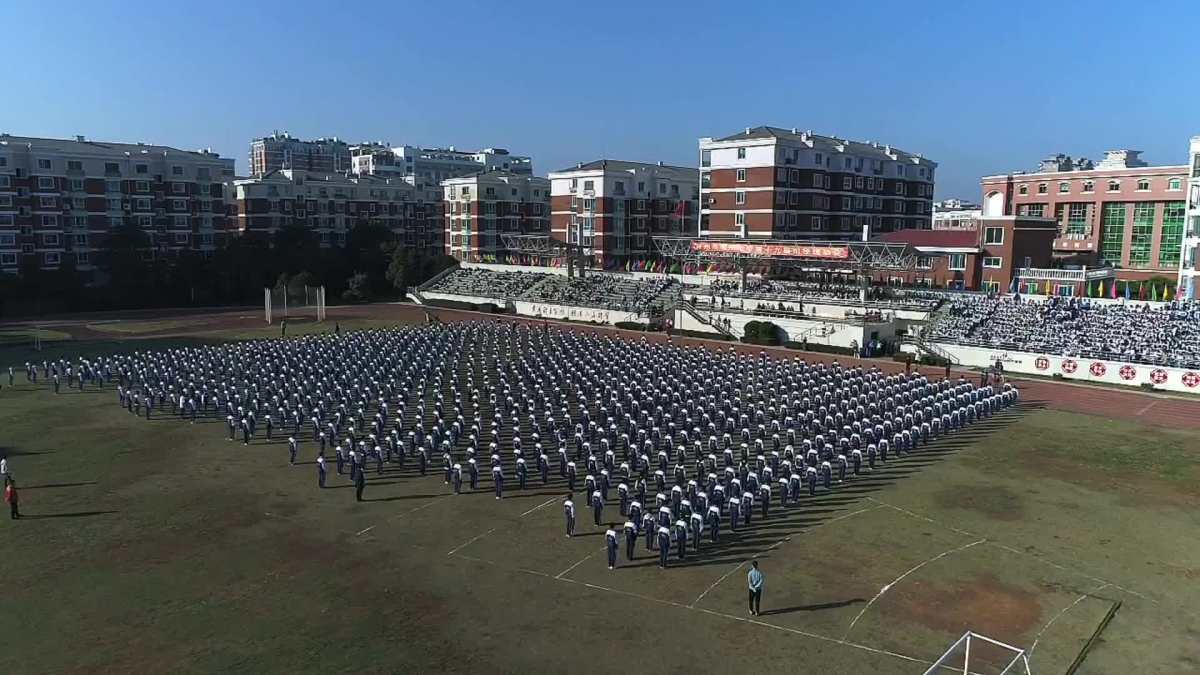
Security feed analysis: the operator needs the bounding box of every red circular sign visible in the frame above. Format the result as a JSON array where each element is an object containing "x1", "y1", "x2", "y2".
[
  {"x1": 1061, "y1": 359, "x2": 1078, "y2": 374},
  {"x1": 1035, "y1": 357, "x2": 1050, "y2": 371},
  {"x1": 1089, "y1": 362, "x2": 1107, "y2": 376},
  {"x1": 1150, "y1": 369, "x2": 1169, "y2": 384},
  {"x1": 1118, "y1": 365, "x2": 1137, "y2": 381},
  {"x1": 1183, "y1": 372, "x2": 1200, "y2": 388}
]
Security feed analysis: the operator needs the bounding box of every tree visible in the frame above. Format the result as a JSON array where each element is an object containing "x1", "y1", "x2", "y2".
[
  {"x1": 97, "y1": 223, "x2": 152, "y2": 306},
  {"x1": 342, "y1": 271, "x2": 370, "y2": 303},
  {"x1": 385, "y1": 244, "x2": 408, "y2": 294}
]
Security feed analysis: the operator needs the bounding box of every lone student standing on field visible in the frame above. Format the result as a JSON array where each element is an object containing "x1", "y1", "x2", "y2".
[
  {"x1": 5, "y1": 479, "x2": 19, "y2": 520},
  {"x1": 747, "y1": 561, "x2": 764, "y2": 616}
]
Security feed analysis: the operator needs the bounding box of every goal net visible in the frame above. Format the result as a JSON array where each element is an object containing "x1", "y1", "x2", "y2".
[
  {"x1": 924, "y1": 631, "x2": 1031, "y2": 675},
  {"x1": 265, "y1": 285, "x2": 326, "y2": 324}
]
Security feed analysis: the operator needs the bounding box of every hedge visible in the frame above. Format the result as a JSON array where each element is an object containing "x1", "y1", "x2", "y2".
[
  {"x1": 785, "y1": 341, "x2": 855, "y2": 356},
  {"x1": 741, "y1": 320, "x2": 783, "y2": 346},
  {"x1": 669, "y1": 328, "x2": 734, "y2": 341},
  {"x1": 422, "y1": 298, "x2": 506, "y2": 313}
]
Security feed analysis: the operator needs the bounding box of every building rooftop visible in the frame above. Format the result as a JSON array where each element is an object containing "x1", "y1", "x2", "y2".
[
  {"x1": 551, "y1": 159, "x2": 694, "y2": 174},
  {"x1": 0, "y1": 133, "x2": 228, "y2": 160},
  {"x1": 709, "y1": 126, "x2": 933, "y2": 165}
]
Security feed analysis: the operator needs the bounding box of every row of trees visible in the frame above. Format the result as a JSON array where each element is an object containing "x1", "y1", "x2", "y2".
[{"x1": 0, "y1": 223, "x2": 457, "y2": 317}]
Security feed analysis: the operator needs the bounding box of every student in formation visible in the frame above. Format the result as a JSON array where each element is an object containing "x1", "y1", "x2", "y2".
[{"x1": 563, "y1": 493, "x2": 576, "y2": 537}]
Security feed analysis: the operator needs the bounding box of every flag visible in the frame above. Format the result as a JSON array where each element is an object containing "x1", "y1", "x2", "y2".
[
  {"x1": 1043, "y1": 279, "x2": 1051, "y2": 296},
  {"x1": 1098, "y1": 280, "x2": 1105, "y2": 298},
  {"x1": 1009, "y1": 275, "x2": 1018, "y2": 294},
  {"x1": 1164, "y1": 285, "x2": 1173, "y2": 302},
  {"x1": 1138, "y1": 282, "x2": 1147, "y2": 301},
  {"x1": 1124, "y1": 281, "x2": 1131, "y2": 300},
  {"x1": 673, "y1": 200, "x2": 685, "y2": 219},
  {"x1": 1110, "y1": 278, "x2": 1117, "y2": 299}
]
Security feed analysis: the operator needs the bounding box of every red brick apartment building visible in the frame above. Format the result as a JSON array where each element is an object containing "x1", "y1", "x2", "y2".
[
  {"x1": 229, "y1": 169, "x2": 441, "y2": 252},
  {"x1": 442, "y1": 171, "x2": 549, "y2": 261},
  {"x1": 875, "y1": 216, "x2": 1058, "y2": 291},
  {"x1": 548, "y1": 160, "x2": 698, "y2": 269},
  {"x1": 699, "y1": 126, "x2": 936, "y2": 240},
  {"x1": 980, "y1": 150, "x2": 1187, "y2": 283},
  {"x1": 0, "y1": 134, "x2": 235, "y2": 273}
]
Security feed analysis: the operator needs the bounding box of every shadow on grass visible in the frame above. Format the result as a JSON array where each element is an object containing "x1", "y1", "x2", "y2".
[
  {"x1": 758, "y1": 598, "x2": 866, "y2": 615},
  {"x1": 19, "y1": 510, "x2": 117, "y2": 520}
]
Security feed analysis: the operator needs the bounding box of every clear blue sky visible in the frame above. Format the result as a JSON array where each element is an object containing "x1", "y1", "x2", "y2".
[{"x1": 3, "y1": 1, "x2": 1197, "y2": 199}]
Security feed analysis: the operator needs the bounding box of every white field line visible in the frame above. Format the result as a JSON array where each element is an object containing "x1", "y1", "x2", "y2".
[
  {"x1": 446, "y1": 527, "x2": 497, "y2": 556},
  {"x1": 554, "y1": 546, "x2": 605, "y2": 579},
  {"x1": 842, "y1": 539, "x2": 987, "y2": 640},
  {"x1": 520, "y1": 496, "x2": 558, "y2": 517},
  {"x1": 448, "y1": 547, "x2": 940, "y2": 669},
  {"x1": 1028, "y1": 583, "x2": 1110, "y2": 657},
  {"x1": 690, "y1": 505, "x2": 886, "y2": 608},
  {"x1": 356, "y1": 525, "x2": 375, "y2": 536}
]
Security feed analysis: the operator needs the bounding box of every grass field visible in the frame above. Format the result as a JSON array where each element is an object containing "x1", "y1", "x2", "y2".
[{"x1": 1, "y1": 311, "x2": 1199, "y2": 674}]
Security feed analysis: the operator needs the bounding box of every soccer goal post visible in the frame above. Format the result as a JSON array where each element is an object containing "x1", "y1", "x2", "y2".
[
  {"x1": 924, "y1": 631, "x2": 1031, "y2": 675},
  {"x1": 265, "y1": 285, "x2": 326, "y2": 324}
]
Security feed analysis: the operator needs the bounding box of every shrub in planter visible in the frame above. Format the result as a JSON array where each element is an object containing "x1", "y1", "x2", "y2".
[{"x1": 741, "y1": 320, "x2": 782, "y2": 346}]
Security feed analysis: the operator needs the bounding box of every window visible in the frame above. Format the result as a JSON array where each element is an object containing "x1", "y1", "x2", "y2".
[
  {"x1": 983, "y1": 256, "x2": 1002, "y2": 268},
  {"x1": 73, "y1": 233, "x2": 87, "y2": 246},
  {"x1": 895, "y1": 183, "x2": 905, "y2": 195},
  {"x1": 614, "y1": 180, "x2": 625, "y2": 195},
  {"x1": 1159, "y1": 201, "x2": 1185, "y2": 266},
  {"x1": 737, "y1": 148, "x2": 746, "y2": 159},
  {"x1": 810, "y1": 173, "x2": 823, "y2": 188},
  {"x1": 1037, "y1": 183, "x2": 1047, "y2": 194},
  {"x1": 171, "y1": 199, "x2": 186, "y2": 210},
  {"x1": 76, "y1": 251, "x2": 90, "y2": 264},
  {"x1": 658, "y1": 183, "x2": 666, "y2": 195},
  {"x1": 582, "y1": 198, "x2": 594, "y2": 211},
  {"x1": 38, "y1": 196, "x2": 56, "y2": 208},
  {"x1": 1128, "y1": 202, "x2": 1155, "y2": 267},
  {"x1": 1168, "y1": 177, "x2": 1182, "y2": 191},
  {"x1": 1064, "y1": 203, "x2": 1088, "y2": 237},
  {"x1": 841, "y1": 177, "x2": 852, "y2": 190},
  {"x1": 70, "y1": 178, "x2": 83, "y2": 191},
  {"x1": 37, "y1": 159, "x2": 52, "y2": 170},
  {"x1": 1018, "y1": 184, "x2": 1028, "y2": 195},
  {"x1": 811, "y1": 215, "x2": 823, "y2": 230},
  {"x1": 42, "y1": 233, "x2": 60, "y2": 246},
  {"x1": 736, "y1": 169, "x2": 746, "y2": 182},
  {"x1": 984, "y1": 226, "x2": 1004, "y2": 244},
  {"x1": 1082, "y1": 180, "x2": 1094, "y2": 193},
  {"x1": 947, "y1": 253, "x2": 966, "y2": 270},
  {"x1": 1056, "y1": 285, "x2": 1073, "y2": 298},
  {"x1": 855, "y1": 177, "x2": 864, "y2": 189},
  {"x1": 104, "y1": 162, "x2": 119, "y2": 174},
  {"x1": 735, "y1": 212, "x2": 745, "y2": 226},
  {"x1": 172, "y1": 165, "x2": 184, "y2": 176},
  {"x1": 1058, "y1": 182, "x2": 1070, "y2": 194},
  {"x1": 40, "y1": 215, "x2": 57, "y2": 227},
  {"x1": 582, "y1": 180, "x2": 593, "y2": 191},
  {"x1": 0, "y1": 253, "x2": 15, "y2": 266},
  {"x1": 44, "y1": 251, "x2": 60, "y2": 265},
  {"x1": 1017, "y1": 203, "x2": 1045, "y2": 218},
  {"x1": 0, "y1": 233, "x2": 15, "y2": 247},
  {"x1": 1107, "y1": 180, "x2": 1120, "y2": 192},
  {"x1": 172, "y1": 183, "x2": 186, "y2": 194},
  {"x1": 1136, "y1": 179, "x2": 1150, "y2": 191},
  {"x1": 734, "y1": 191, "x2": 746, "y2": 205},
  {"x1": 135, "y1": 198, "x2": 151, "y2": 211},
  {"x1": 135, "y1": 164, "x2": 148, "y2": 174},
  {"x1": 981, "y1": 280, "x2": 1000, "y2": 294},
  {"x1": 174, "y1": 232, "x2": 189, "y2": 244}
]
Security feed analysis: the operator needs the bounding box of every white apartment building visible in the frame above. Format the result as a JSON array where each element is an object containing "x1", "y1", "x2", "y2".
[
  {"x1": 1181, "y1": 136, "x2": 1200, "y2": 300},
  {"x1": 351, "y1": 144, "x2": 532, "y2": 202},
  {"x1": 442, "y1": 171, "x2": 549, "y2": 261},
  {"x1": 0, "y1": 133, "x2": 235, "y2": 273}
]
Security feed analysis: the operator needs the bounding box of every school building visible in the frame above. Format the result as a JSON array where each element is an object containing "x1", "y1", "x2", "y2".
[{"x1": 979, "y1": 149, "x2": 1188, "y2": 284}]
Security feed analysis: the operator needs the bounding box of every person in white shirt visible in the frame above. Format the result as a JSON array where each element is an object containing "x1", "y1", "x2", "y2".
[
  {"x1": 563, "y1": 493, "x2": 576, "y2": 537},
  {"x1": 0, "y1": 456, "x2": 9, "y2": 485}
]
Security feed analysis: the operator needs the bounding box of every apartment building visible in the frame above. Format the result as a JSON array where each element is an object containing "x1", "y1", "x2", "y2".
[
  {"x1": 229, "y1": 169, "x2": 441, "y2": 252},
  {"x1": 548, "y1": 160, "x2": 698, "y2": 268},
  {"x1": 248, "y1": 132, "x2": 351, "y2": 177},
  {"x1": 980, "y1": 150, "x2": 1188, "y2": 283},
  {"x1": 699, "y1": 126, "x2": 936, "y2": 240},
  {"x1": 1180, "y1": 137, "x2": 1200, "y2": 300},
  {"x1": 932, "y1": 198, "x2": 982, "y2": 230},
  {"x1": 442, "y1": 171, "x2": 549, "y2": 261},
  {"x1": 352, "y1": 144, "x2": 532, "y2": 202},
  {"x1": 0, "y1": 134, "x2": 235, "y2": 273}
]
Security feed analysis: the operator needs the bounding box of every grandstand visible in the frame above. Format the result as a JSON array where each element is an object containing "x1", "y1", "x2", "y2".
[{"x1": 926, "y1": 295, "x2": 1200, "y2": 369}]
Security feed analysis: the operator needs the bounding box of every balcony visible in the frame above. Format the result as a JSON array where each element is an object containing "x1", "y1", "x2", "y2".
[{"x1": 1016, "y1": 266, "x2": 1114, "y2": 282}]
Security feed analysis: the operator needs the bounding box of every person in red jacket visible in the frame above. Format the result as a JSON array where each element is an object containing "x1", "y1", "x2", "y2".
[{"x1": 5, "y1": 479, "x2": 19, "y2": 520}]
